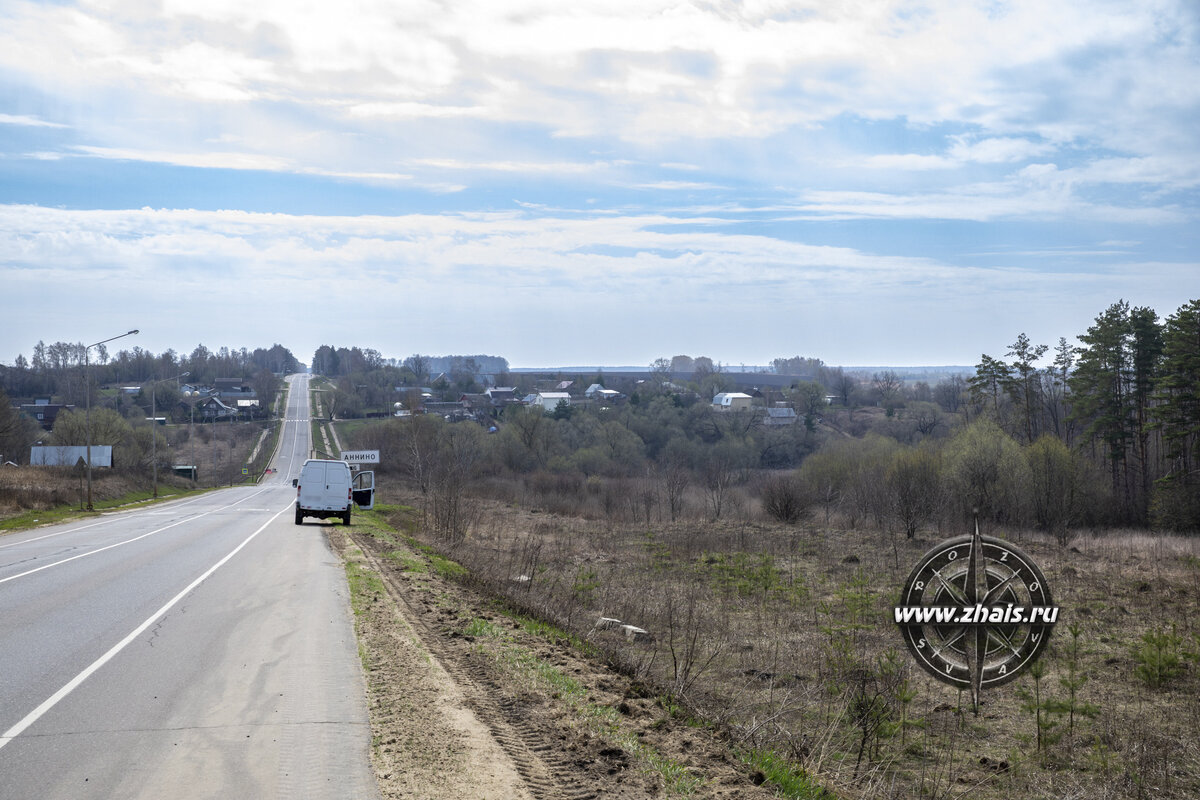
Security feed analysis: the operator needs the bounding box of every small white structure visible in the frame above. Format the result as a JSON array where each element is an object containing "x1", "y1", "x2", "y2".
[
  {"x1": 586, "y1": 384, "x2": 621, "y2": 402},
  {"x1": 534, "y1": 392, "x2": 571, "y2": 413},
  {"x1": 712, "y1": 392, "x2": 753, "y2": 411}
]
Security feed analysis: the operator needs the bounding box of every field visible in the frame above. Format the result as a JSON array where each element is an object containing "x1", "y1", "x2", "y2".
[{"x1": 378, "y1": 479, "x2": 1200, "y2": 799}]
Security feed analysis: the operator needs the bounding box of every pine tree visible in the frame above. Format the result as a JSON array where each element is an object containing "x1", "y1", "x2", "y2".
[
  {"x1": 1151, "y1": 299, "x2": 1200, "y2": 528},
  {"x1": 1129, "y1": 306, "x2": 1163, "y2": 517},
  {"x1": 1006, "y1": 332, "x2": 1049, "y2": 443},
  {"x1": 1069, "y1": 301, "x2": 1163, "y2": 523},
  {"x1": 968, "y1": 353, "x2": 1014, "y2": 424}
]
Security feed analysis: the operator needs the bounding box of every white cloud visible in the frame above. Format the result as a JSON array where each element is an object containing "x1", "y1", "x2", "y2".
[
  {"x1": 408, "y1": 158, "x2": 611, "y2": 174},
  {"x1": 72, "y1": 145, "x2": 293, "y2": 172},
  {"x1": 1, "y1": 202, "x2": 1193, "y2": 365},
  {"x1": 947, "y1": 137, "x2": 1057, "y2": 164},
  {"x1": 0, "y1": 113, "x2": 68, "y2": 128},
  {"x1": 4, "y1": 0, "x2": 1196, "y2": 150},
  {"x1": 856, "y1": 154, "x2": 956, "y2": 171}
]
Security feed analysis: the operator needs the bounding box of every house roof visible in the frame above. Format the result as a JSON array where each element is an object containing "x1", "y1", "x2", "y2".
[{"x1": 459, "y1": 393, "x2": 491, "y2": 408}]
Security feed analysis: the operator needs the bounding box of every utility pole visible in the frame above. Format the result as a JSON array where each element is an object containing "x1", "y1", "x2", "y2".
[{"x1": 85, "y1": 329, "x2": 139, "y2": 511}]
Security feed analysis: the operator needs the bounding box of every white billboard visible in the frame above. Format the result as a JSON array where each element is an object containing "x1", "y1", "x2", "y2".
[{"x1": 31, "y1": 446, "x2": 113, "y2": 467}]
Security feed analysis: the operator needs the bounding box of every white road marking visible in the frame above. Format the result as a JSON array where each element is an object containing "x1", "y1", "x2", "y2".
[
  {"x1": 0, "y1": 493, "x2": 218, "y2": 552},
  {"x1": 0, "y1": 489, "x2": 271, "y2": 586},
  {"x1": 0, "y1": 504, "x2": 292, "y2": 753}
]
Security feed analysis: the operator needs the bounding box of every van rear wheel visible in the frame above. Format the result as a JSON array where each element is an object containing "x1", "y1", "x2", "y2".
[
  {"x1": 342, "y1": 511, "x2": 351, "y2": 526},
  {"x1": 294, "y1": 508, "x2": 303, "y2": 525}
]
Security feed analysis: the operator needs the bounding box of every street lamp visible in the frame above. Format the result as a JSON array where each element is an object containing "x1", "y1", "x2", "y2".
[
  {"x1": 85, "y1": 329, "x2": 139, "y2": 511},
  {"x1": 148, "y1": 371, "x2": 189, "y2": 499}
]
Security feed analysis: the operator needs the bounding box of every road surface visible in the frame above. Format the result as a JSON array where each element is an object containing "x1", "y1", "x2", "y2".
[{"x1": 0, "y1": 374, "x2": 380, "y2": 800}]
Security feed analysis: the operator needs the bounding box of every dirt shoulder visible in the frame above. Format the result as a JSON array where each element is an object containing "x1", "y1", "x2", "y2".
[{"x1": 329, "y1": 511, "x2": 786, "y2": 800}]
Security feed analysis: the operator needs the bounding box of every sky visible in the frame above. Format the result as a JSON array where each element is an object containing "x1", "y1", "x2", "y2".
[{"x1": 1, "y1": 0, "x2": 1198, "y2": 370}]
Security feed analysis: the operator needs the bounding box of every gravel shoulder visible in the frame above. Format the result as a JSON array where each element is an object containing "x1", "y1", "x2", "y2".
[{"x1": 328, "y1": 513, "x2": 784, "y2": 800}]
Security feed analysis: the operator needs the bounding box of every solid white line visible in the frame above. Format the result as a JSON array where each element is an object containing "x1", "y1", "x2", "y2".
[
  {"x1": 0, "y1": 493, "x2": 217, "y2": 552},
  {"x1": 0, "y1": 489, "x2": 270, "y2": 586},
  {"x1": 0, "y1": 503, "x2": 292, "y2": 752}
]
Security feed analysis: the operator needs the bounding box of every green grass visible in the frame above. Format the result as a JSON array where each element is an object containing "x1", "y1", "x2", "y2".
[
  {"x1": 345, "y1": 557, "x2": 386, "y2": 618},
  {"x1": 464, "y1": 617, "x2": 508, "y2": 639},
  {"x1": 741, "y1": 749, "x2": 836, "y2": 799}
]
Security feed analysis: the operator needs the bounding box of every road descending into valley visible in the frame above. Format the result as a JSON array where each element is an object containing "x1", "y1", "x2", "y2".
[{"x1": 0, "y1": 374, "x2": 380, "y2": 799}]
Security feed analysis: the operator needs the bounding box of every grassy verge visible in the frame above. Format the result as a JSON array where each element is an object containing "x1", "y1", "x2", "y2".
[
  {"x1": 349, "y1": 507, "x2": 719, "y2": 798},
  {"x1": 0, "y1": 483, "x2": 211, "y2": 533}
]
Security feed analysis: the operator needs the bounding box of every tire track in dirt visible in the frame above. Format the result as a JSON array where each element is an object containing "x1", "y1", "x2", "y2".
[{"x1": 348, "y1": 530, "x2": 600, "y2": 800}]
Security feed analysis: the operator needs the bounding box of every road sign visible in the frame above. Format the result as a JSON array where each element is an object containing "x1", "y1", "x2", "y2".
[{"x1": 342, "y1": 450, "x2": 380, "y2": 464}]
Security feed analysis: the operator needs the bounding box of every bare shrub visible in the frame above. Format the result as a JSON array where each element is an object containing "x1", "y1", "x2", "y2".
[
  {"x1": 524, "y1": 470, "x2": 585, "y2": 513},
  {"x1": 760, "y1": 474, "x2": 814, "y2": 524}
]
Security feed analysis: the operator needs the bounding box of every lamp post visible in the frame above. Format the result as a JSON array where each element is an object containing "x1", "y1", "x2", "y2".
[
  {"x1": 85, "y1": 329, "x2": 139, "y2": 511},
  {"x1": 148, "y1": 371, "x2": 189, "y2": 499}
]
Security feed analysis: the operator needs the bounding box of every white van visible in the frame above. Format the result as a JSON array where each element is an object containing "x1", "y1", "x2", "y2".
[{"x1": 293, "y1": 459, "x2": 356, "y2": 525}]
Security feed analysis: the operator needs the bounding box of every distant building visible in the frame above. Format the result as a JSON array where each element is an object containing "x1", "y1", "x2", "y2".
[
  {"x1": 20, "y1": 403, "x2": 74, "y2": 430},
  {"x1": 585, "y1": 384, "x2": 622, "y2": 404},
  {"x1": 712, "y1": 392, "x2": 753, "y2": 412},
  {"x1": 212, "y1": 379, "x2": 258, "y2": 406},
  {"x1": 765, "y1": 407, "x2": 799, "y2": 426},
  {"x1": 195, "y1": 396, "x2": 236, "y2": 419},
  {"x1": 534, "y1": 392, "x2": 571, "y2": 413}
]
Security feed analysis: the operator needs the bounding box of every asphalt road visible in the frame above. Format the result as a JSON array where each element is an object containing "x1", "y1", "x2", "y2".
[{"x1": 0, "y1": 374, "x2": 380, "y2": 800}]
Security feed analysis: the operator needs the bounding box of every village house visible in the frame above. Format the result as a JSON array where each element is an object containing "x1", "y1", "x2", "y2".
[
  {"x1": 19, "y1": 398, "x2": 75, "y2": 430},
  {"x1": 194, "y1": 396, "x2": 236, "y2": 419},
  {"x1": 764, "y1": 405, "x2": 799, "y2": 426},
  {"x1": 533, "y1": 391, "x2": 571, "y2": 413},
  {"x1": 712, "y1": 392, "x2": 753, "y2": 412}
]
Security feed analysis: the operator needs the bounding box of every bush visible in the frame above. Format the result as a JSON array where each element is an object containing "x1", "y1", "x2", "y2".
[
  {"x1": 760, "y1": 474, "x2": 813, "y2": 524},
  {"x1": 1132, "y1": 627, "x2": 1184, "y2": 689},
  {"x1": 1150, "y1": 479, "x2": 1200, "y2": 533}
]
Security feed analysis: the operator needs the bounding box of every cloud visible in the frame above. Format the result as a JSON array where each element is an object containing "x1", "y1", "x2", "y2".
[
  {"x1": 72, "y1": 145, "x2": 293, "y2": 172},
  {"x1": 408, "y1": 158, "x2": 612, "y2": 174},
  {"x1": 0, "y1": 113, "x2": 68, "y2": 128},
  {"x1": 1, "y1": 202, "x2": 1193, "y2": 365},
  {"x1": 4, "y1": 1, "x2": 1196, "y2": 147}
]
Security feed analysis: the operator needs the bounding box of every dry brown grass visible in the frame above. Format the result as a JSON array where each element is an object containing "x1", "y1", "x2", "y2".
[
  {"x1": 381, "y1": 477, "x2": 1200, "y2": 800},
  {"x1": 0, "y1": 421, "x2": 270, "y2": 517}
]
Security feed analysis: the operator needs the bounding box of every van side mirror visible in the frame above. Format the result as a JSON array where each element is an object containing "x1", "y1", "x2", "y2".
[{"x1": 291, "y1": 478, "x2": 298, "y2": 487}]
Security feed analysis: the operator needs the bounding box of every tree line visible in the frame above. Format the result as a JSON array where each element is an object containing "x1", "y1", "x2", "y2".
[
  {"x1": 0, "y1": 342, "x2": 300, "y2": 464},
  {"x1": 963, "y1": 299, "x2": 1199, "y2": 529},
  {"x1": 1, "y1": 341, "x2": 299, "y2": 401},
  {"x1": 347, "y1": 298, "x2": 1198, "y2": 536}
]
